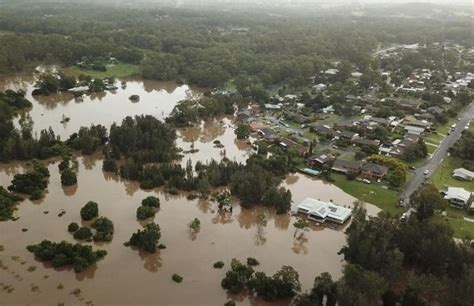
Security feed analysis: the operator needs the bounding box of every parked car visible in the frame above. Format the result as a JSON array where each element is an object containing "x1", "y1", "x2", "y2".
[
  {"x1": 410, "y1": 166, "x2": 416, "y2": 170},
  {"x1": 423, "y1": 170, "x2": 429, "y2": 175},
  {"x1": 362, "y1": 179, "x2": 371, "y2": 184}
]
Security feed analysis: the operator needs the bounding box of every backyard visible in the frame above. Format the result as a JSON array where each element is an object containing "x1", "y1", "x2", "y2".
[
  {"x1": 331, "y1": 173, "x2": 401, "y2": 216},
  {"x1": 430, "y1": 156, "x2": 474, "y2": 192}
]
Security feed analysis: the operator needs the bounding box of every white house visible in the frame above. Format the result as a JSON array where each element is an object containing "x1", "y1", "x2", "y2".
[
  {"x1": 444, "y1": 187, "x2": 472, "y2": 209},
  {"x1": 453, "y1": 168, "x2": 474, "y2": 181},
  {"x1": 312, "y1": 83, "x2": 327, "y2": 91},
  {"x1": 296, "y1": 198, "x2": 352, "y2": 224}
]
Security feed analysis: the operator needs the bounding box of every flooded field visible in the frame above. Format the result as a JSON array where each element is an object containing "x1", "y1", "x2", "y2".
[
  {"x1": 0, "y1": 72, "x2": 379, "y2": 305},
  {"x1": 0, "y1": 72, "x2": 199, "y2": 140}
]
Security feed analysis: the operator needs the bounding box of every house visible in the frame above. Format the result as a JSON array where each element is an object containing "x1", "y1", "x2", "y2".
[
  {"x1": 339, "y1": 131, "x2": 359, "y2": 142},
  {"x1": 361, "y1": 163, "x2": 389, "y2": 180},
  {"x1": 257, "y1": 128, "x2": 279, "y2": 141},
  {"x1": 264, "y1": 103, "x2": 282, "y2": 110},
  {"x1": 279, "y1": 137, "x2": 308, "y2": 155},
  {"x1": 237, "y1": 110, "x2": 253, "y2": 122},
  {"x1": 369, "y1": 117, "x2": 389, "y2": 126},
  {"x1": 415, "y1": 113, "x2": 435, "y2": 122},
  {"x1": 307, "y1": 154, "x2": 334, "y2": 169},
  {"x1": 310, "y1": 125, "x2": 336, "y2": 137},
  {"x1": 354, "y1": 138, "x2": 380, "y2": 148},
  {"x1": 453, "y1": 168, "x2": 474, "y2": 181},
  {"x1": 322, "y1": 105, "x2": 335, "y2": 114},
  {"x1": 332, "y1": 159, "x2": 362, "y2": 175},
  {"x1": 296, "y1": 198, "x2": 352, "y2": 224},
  {"x1": 284, "y1": 111, "x2": 310, "y2": 124},
  {"x1": 404, "y1": 126, "x2": 426, "y2": 136},
  {"x1": 427, "y1": 106, "x2": 444, "y2": 116},
  {"x1": 444, "y1": 187, "x2": 472, "y2": 209},
  {"x1": 249, "y1": 121, "x2": 266, "y2": 131},
  {"x1": 324, "y1": 68, "x2": 338, "y2": 75},
  {"x1": 403, "y1": 117, "x2": 431, "y2": 130},
  {"x1": 312, "y1": 83, "x2": 327, "y2": 91}
]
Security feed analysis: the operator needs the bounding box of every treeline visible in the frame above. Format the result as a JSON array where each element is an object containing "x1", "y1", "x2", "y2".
[
  {"x1": 295, "y1": 203, "x2": 474, "y2": 306},
  {"x1": 449, "y1": 130, "x2": 474, "y2": 170},
  {"x1": 0, "y1": 4, "x2": 471, "y2": 87},
  {"x1": 111, "y1": 153, "x2": 293, "y2": 214}
]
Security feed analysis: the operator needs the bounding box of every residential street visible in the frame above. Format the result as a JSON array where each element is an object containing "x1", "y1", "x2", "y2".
[{"x1": 401, "y1": 102, "x2": 474, "y2": 207}]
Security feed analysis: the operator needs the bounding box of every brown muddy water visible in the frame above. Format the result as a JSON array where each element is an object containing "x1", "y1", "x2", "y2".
[{"x1": 0, "y1": 72, "x2": 380, "y2": 305}]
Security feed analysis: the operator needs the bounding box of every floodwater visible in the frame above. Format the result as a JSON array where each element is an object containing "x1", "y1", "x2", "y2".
[
  {"x1": 0, "y1": 73, "x2": 199, "y2": 140},
  {"x1": 0, "y1": 72, "x2": 380, "y2": 305}
]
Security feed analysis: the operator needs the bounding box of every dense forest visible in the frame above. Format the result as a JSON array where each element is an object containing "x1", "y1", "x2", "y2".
[{"x1": 0, "y1": 3, "x2": 472, "y2": 88}]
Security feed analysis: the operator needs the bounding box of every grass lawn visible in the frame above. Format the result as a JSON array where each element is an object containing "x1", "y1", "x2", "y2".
[
  {"x1": 433, "y1": 214, "x2": 474, "y2": 239},
  {"x1": 436, "y1": 117, "x2": 457, "y2": 135},
  {"x1": 424, "y1": 132, "x2": 444, "y2": 144},
  {"x1": 64, "y1": 63, "x2": 140, "y2": 79},
  {"x1": 430, "y1": 156, "x2": 474, "y2": 192},
  {"x1": 331, "y1": 173, "x2": 401, "y2": 216},
  {"x1": 426, "y1": 143, "x2": 437, "y2": 154}
]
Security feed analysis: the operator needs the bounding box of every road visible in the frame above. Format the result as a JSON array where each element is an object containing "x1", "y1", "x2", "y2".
[{"x1": 400, "y1": 102, "x2": 474, "y2": 208}]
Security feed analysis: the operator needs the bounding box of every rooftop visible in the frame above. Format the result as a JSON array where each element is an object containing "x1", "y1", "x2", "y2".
[{"x1": 297, "y1": 198, "x2": 352, "y2": 224}]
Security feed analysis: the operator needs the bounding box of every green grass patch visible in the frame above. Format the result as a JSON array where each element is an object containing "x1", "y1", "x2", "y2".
[
  {"x1": 436, "y1": 117, "x2": 457, "y2": 135},
  {"x1": 432, "y1": 214, "x2": 474, "y2": 239},
  {"x1": 64, "y1": 63, "x2": 140, "y2": 79},
  {"x1": 424, "y1": 132, "x2": 444, "y2": 144},
  {"x1": 331, "y1": 173, "x2": 401, "y2": 216},
  {"x1": 430, "y1": 156, "x2": 474, "y2": 192},
  {"x1": 303, "y1": 130, "x2": 319, "y2": 142},
  {"x1": 426, "y1": 144, "x2": 437, "y2": 154}
]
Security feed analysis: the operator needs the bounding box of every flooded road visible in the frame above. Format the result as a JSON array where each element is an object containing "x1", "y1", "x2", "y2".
[{"x1": 0, "y1": 71, "x2": 380, "y2": 305}]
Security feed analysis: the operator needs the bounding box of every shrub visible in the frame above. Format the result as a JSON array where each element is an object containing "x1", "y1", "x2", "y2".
[
  {"x1": 172, "y1": 273, "x2": 183, "y2": 283},
  {"x1": 80, "y1": 201, "x2": 98, "y2": 221},
  {"x1": 247, "y1": 257, "x2": 260, "y2": 266},
  {"x1": 141, "y1": 196, "x2": 160, "y2": 208},
  {"x1": 213, "y1": 261, "x2": 225, "y2": 269},
  {"x1": 26, "y1": 240, "x2": 107, "y2": 273},
  {"x1": 136, "y1": 206, "x2": 156, "y2": 220},
  {"x1": 91, "y1": 217, "x2": 114, "y2": 242},
  {"x1": 60, "y1": 167, "x2": 77, "y2": 186},
  {"x1": 73, "y1": 227, "x2": 92, "y2": 240},
  {"x1": 67, "y1": 222, "x2": 79, "y2": 233},
  {"x1": 127, "y1": 222, "x2": 161, "y2": 253}
]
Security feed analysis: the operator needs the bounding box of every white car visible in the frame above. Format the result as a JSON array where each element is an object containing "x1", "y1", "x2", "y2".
[
  {"x1": 362, "y1": 179, "x2": 371, "y2": 184},
  {"x1": 423, "y1": 170, "x2": 429, "y2": 175}
]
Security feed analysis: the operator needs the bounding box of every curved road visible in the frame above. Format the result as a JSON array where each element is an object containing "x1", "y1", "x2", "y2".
[{"x1": 400, "y1": 102, "x2": 474, "y2": 208}]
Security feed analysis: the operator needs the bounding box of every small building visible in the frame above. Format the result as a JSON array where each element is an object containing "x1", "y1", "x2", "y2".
[
  {"x1": 312, "y1": 83, "x2": 327, "y2": 91},
  {"x1": 444, "y1": 187, "x2": 473, "y2": 209},
  {"x1": 361, "y1": 163, "x2": 389, "y2": 180},
  {"x1": 415, "y1": 113, "x2": 435, "y2": 122},
  {"x1": 264, "y1": 103, "x2": 282, "y2": 110},
  {"x1": 257, "y1": 128, "x2": 279, "y2": 141},
  {"x1": 307, "y1": 154, "x2": 334, "y2": 169},
  {"x1": 237, "y1": 110, "x2": 253, "y2": 122},
  {"x1": 404, "y1": 126, "x2": 426, "y2": 136},
  {"x1": 427, "y1": 106, "x2": 445, "y2": 116},
  {"x1": 339, "y1": 130, "x2": 359, "y2": 142},
  {"x1": 296, "y1": 198, "x2": 352, "y2": 224},
  {"x1": 453, "y1": 168, "x2": 474, "y2": 181},
  {"x1": 310, "y1": 125, "x2": 336, "y2": 137},
  {"x1": 354, "y1": 138, "x2": 380, "y2": 148},
  {"x1": 332, "y1": 159, "x2": 362, "y2": 175},
  {"x1": 279, "y1": 137, "x2": 308, "y2": 155},
  {"x1": 284, "y1": 111, "x2": 310, "y2": 124}
]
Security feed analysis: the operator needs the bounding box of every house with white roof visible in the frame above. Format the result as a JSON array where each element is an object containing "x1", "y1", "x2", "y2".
[
  {"x1": 443, "y1": 187, "x2": 473, "y2": 209},
  {"x1": 296, "y1": 198, "x2": 352, "y2": 224},
  {"x1": 453, "y1": 168, "x2": 474, "y2": 181}
]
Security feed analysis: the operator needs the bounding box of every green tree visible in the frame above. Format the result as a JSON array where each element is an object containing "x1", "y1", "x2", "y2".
[{"x1": 80, "y1": 201, "x2": 99, "y2": 221}]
